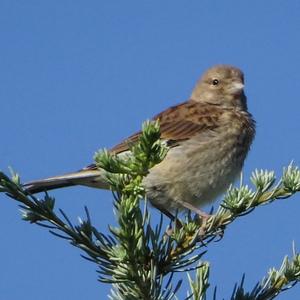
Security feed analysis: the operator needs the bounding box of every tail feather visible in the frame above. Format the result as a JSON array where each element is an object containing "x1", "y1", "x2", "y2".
[{"x1": 24, "y1": 169, "x2": 108, "y2": 194}]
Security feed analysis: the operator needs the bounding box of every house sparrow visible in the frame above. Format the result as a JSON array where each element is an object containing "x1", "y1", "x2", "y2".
[{"x1": 24, "y1": 65, "x2": 255, "y2": 216}]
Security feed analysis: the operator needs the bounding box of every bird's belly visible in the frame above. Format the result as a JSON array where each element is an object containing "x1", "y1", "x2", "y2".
[{"x1": 143, "y1": 136, "x2": 244, "y2": 210}]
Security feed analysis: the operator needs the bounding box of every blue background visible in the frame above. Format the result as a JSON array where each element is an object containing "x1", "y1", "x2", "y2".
[{"x1": 1, "y1": 1, "x2": 300, "y2": 299}]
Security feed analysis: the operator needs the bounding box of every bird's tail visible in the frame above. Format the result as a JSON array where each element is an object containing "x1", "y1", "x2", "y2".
[{"x1": 23, "y1": 169, "x2": 108, "y2": 194}]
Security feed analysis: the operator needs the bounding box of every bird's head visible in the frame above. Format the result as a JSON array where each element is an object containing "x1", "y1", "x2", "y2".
[{"x1": 191, "y1": 65, "x2": 247, "y2": 110}]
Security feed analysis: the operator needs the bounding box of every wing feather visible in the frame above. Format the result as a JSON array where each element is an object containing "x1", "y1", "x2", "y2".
[
  {"x1": 111, "y1": 100, "x2": 220, "y2": 152},
  {"x1": 85, "y1": 100, "x2": 221, "y2": 170}
]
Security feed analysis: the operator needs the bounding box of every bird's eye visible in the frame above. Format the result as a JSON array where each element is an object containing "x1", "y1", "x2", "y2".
[{"x1": 212, "y1": 79, "x2": 219, "y2": 85}]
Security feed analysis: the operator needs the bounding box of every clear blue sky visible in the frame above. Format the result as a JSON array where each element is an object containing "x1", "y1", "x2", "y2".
[{"x1": 1, "y1": 1, "x2": 300, "y2": 299}]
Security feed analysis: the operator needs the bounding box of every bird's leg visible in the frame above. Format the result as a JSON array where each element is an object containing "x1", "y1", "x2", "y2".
[
  {"x1": 175, "y1": 199, "x2": 212, "y2": 236},
  {"x1": 176, "y1": 200, "x2": 210, "y2": 218},
  {"x1": 152, "y1": 201, "x2": 211, "y2": 236}
]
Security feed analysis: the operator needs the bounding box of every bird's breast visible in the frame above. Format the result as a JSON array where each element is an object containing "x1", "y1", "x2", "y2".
[{"x1": 143, "y1": 113, "x2": 255, "y2": 210}]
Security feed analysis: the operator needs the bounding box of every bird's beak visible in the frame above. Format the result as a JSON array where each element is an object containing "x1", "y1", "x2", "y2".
[{"x1": 231, "y1": 82, "x2": 245, "y2": 93}]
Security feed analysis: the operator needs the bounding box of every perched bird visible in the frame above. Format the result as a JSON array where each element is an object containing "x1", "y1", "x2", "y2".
[{"x1": 24, "y1": 65, "x2": 255, "y2": 217}]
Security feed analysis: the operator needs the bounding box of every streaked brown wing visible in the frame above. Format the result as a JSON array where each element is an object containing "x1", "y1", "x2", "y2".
[
  {"x1": 85, "y1": 100, "x2": 221, "y2": 170},
  {"x1": 111, "y1": 100, "x2": 220, "y2": 153}
]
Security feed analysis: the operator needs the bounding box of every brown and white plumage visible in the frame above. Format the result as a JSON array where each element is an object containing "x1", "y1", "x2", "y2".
[{"x1": 24, "y1": 65, "x2": 255, "y2": 212}]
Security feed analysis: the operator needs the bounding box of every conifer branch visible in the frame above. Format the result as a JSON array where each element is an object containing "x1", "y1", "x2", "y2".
[
  {"x1": 229, "y1": 250, "x2": 300, "y2": 300},
  {"x1": 1, "y1": 121, "x2": 300, "y2": 299}
]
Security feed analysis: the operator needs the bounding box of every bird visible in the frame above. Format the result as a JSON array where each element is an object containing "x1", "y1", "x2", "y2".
[{"x1": 24, "y1": 65, "x2": 255, "y2": 218}]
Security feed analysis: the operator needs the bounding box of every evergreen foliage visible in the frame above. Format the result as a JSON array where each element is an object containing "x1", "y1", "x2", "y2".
[{"x1": 1, "y1": 121, "x2": 300, "y2": 299}]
